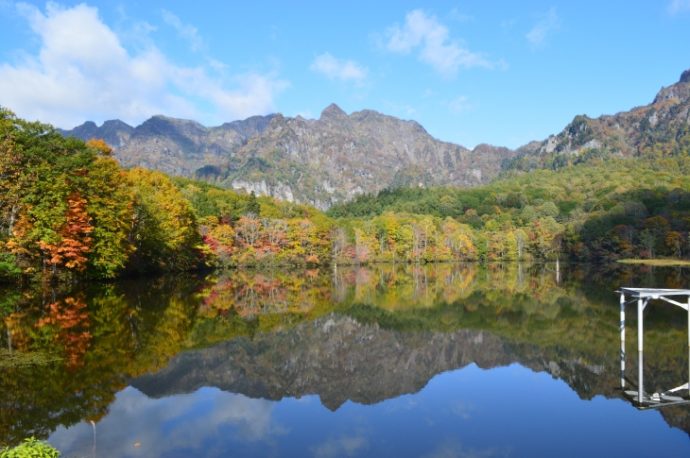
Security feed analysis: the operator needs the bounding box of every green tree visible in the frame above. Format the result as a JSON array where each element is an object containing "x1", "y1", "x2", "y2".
[
  {"x1": 127, "y1": 168, "x2": 201, "y2": 272},
  {"x1": 245, "y1": 191, "x2": 261, "y2": 216}
]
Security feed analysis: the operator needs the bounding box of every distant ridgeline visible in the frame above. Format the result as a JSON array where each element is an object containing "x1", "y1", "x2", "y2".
[
  {"x1": 59, "y1": 104, "x2": 515, "y2": 210},
  {"x1": 2, "y1": 70, "x2": 690, "y2": 282}
]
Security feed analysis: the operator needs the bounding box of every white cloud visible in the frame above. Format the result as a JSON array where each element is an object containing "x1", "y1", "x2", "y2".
[
  {"x1": 310, "y1": 52, "x2": 368, "y2": 84},
  {"x1": 422, "y1": 440, "x2": 510, "y2": 458},
  {"x1": 0, "y1": 3, "x2": 287, "y2": 128},
  {"x1": 448, "y1": 95, "x2": 473, "y2": 114},
  {"x1": 668, "y1": 0, "x2": 690, "y2": 13},
  {"x1": 311, "y1": 434, "x2": 369, "y2": 458},
  {"x1": 385, "y1": 9, "x2": 494, "y2": 78},
  {"x1": 161, "y1": 9, "x2": 204, "y2": 52},
  {"x1": 448, "y1": 8, "x2": 474, "y2": 23},
  {"x1": 526, "y1": 7, "x2": 560, "y2": 48}
]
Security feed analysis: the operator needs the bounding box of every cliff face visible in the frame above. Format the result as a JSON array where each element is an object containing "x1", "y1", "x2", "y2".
[
  {"x1": 221, "y1": 105, "x2": 515, "y2": 208},
  {"x1": 64, "y1": 119, "x2": 134, "y2": 148},
  {"x1": 61, "y1": 106, "x2": 514, "y2": 209}
]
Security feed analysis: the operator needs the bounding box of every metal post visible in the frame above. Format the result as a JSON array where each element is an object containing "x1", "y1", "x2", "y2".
[
  {"x1": 638, "y1": 298, "x2": 644, "y2": 404},
  {"x1": 620, "y1": 293, "x2": 626, "y2": 389},
  {"x1": 556, "y1": 258, "x2": 560, "y2": 284}
]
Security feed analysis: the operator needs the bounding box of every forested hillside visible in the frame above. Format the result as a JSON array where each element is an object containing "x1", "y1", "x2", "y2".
[
  {"x1": 328, "y1": 157, "x2": 690, "y2": 262},
  {"x1": 59, "y1": 70, "x2": 690, "y2": 210}
]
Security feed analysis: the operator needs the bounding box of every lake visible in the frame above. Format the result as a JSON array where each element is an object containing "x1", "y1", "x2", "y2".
[{"x1": 1, "y1": 263, "x2": 689, "y2": 457}]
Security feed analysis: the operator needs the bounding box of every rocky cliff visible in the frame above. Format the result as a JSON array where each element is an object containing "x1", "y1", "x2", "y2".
[{"x1": 220, "y1": 105, "x2": 514, "y2": 208}]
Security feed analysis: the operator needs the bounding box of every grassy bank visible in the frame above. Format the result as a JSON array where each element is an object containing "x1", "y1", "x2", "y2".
[{"x1": 617, "y1": 258, "x2": 690, "y2": 267}]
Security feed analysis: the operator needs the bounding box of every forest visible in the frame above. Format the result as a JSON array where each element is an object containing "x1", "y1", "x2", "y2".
[
  {"x1": 2, "y1": 107, "x2": 690, "y2": 284},
  {"x1": 328, "y1": 157, "x2": 690, "y2": 263}
]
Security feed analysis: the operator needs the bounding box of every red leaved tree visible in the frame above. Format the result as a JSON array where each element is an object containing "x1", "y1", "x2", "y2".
[{"x1": 40, "y1": 192, "x2": 93, "y2": 274}]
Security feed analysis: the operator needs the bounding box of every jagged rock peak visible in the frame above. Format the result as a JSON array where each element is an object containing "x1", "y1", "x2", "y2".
[
  {"x1": 146, "y1": 114, "x2": 205, "y2": 126},
  {"x1": 680, "y1": 69, "x2": 690, "y2": 84},
  {"x1": 77, "y1": 121, "x2": 97, "y2": 129},
  {"x1": 102, "y1": 119, "x2": 133, "y2": 130},
  {"x1": 136, "y1": 115, "x2": 207, "y2": 134},
  {"x1": 320, "y1": 103, "x2": 347, "y2": 120},
  {"x1": 74, "y1": 119, "x2": 133, "y2": 130}
]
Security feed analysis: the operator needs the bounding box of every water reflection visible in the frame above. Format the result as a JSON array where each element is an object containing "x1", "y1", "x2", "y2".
[
  {"x1": 1, "y1": 263, "x2": 690, "y2": 454},
  {"x1": 48, "y1": 365, "x2": 690, "y2": 458},
  {"x1": 49, "y1": 387, "x2": 280, "y2": 457}
]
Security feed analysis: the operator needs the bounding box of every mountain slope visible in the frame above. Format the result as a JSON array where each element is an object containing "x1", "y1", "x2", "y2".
[
  {"x1": 62, "y1": 113, "x2": 277, "y2": 177},
  {"x1": 222, "y1": 104, "x2": 515, "y2": 208},
  {"x1": 513, "y1": 69, "x2": 690, "y2": 168},
  {"x1": 62, "y1": 105, "x2": 514, "y2": 209},
  {"x1": 62, "y1": 119, "x2": 134, "y2": 148}
]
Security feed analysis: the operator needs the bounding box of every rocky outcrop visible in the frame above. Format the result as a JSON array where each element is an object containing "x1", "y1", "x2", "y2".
[
  {"x1": 221, "y1": 105, "x2": 515, "y2": 209},
  {"x1": 62, "y1": 119, "x2": 134, "y2": 148}
]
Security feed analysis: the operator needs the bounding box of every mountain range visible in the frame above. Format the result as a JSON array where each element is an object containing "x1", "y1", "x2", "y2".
[{"x1": 61, "y1": 69, "x2": 690, "y2": 209}]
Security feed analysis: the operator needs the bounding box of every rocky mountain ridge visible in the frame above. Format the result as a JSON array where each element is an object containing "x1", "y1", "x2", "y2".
[
  {"x1": 62, "y1": 113, "x2": 277, "y2": 178},
  {"x1": 515, "y1": 69, "x2": 690, "y2": 163},
  {"x1": 61, "y1": 105, "x2": 514, "y2": 209}
]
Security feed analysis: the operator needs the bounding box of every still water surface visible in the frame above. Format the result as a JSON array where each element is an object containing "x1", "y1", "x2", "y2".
[{"x1": 1, "y1": 263, "x2": 690, "y2": 457}]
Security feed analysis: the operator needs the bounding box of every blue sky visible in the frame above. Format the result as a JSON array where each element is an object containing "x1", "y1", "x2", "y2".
[{"x1": 0, "y1": 1, "x2": 689, "y2": 148}]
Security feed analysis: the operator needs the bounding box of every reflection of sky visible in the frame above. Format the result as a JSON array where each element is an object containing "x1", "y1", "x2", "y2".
[
  {"x1": 49, "y1": 387, "x2": 282, "y2": 457},
  {"x1": 49, "y1": 363, "x2": 690, "y2": 457}
]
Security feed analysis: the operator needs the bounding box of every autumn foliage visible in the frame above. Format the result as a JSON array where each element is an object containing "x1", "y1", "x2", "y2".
[
  {"x1": 36, "y1": 297, "x2": 91, "y2": 368},
  {"x1": 39, "y1": 192, "x2": 93, "y2": 272}
]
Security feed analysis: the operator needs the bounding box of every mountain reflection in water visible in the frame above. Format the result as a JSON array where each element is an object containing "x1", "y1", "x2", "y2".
[{"x1": 1, "y1": 263, "x2": 689, "y2": 456}]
